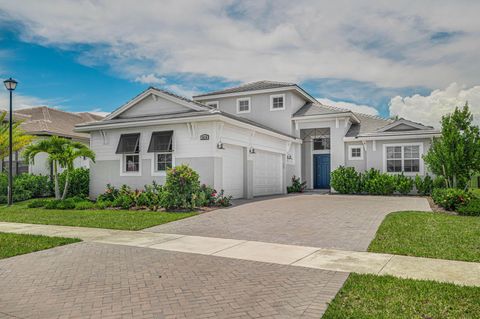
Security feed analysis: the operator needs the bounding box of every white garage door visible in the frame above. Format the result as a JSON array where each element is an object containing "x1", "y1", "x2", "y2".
[
  {"x1": 254, "y1": 150, "x2": 283, "y2": 196},
  {"x1": 222, "y1": 144, "x2": 244, "y2": 199}
]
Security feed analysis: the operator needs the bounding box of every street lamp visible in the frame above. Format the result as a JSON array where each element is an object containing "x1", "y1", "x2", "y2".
[{"x1": 3, "y1": 78, "x2": 18, "y2": 206}]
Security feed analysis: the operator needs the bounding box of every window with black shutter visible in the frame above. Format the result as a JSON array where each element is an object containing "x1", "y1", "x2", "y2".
[
  {"x1": 116, "y1": 133, "x2": 140, "y2": 154},
  {"x1": 148, "y1": 131, "x2": 173, "y2": 172}
]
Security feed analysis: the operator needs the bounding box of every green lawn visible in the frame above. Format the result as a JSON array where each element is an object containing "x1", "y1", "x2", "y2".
[
  {"x1": 368, "y1": 211, "x2": 480, "y2": 262},
  {"x1": 0, "y1": 232, "x2": 80, "y2": 259},
  {"x1": 0, "y1": 201, "x2": 197, "y2": 230},
  {"x1": 323, "y1": 273, "x2": 480, "y2": 319}
]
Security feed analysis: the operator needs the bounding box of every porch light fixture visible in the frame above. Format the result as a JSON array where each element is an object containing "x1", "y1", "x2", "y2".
[
  {"x1": 287, "y1": 154, "x2": 292, "y2": 160},
  {"x1": 216, "y1": 142, "x2": 224, "y2": 150},
  {"x1": 249, "y1": 147, "x2": 255, "y2": 154}
]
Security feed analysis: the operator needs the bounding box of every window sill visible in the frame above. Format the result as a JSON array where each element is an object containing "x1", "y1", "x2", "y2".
[{"x1": 120, "y1": 171, "x2": 142, "y2": 177}]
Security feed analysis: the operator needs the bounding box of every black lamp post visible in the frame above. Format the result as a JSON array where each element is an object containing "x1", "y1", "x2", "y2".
[{"x1": 3, "y1": 78, "x2": 18, "y2": 206}]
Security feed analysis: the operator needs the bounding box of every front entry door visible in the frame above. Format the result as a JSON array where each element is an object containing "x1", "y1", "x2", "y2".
[{"x1": 314, "y1": 154, "x2": 331, "y2": 189}]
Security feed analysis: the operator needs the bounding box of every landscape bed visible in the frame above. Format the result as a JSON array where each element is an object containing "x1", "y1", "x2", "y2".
[{"x1": 0, "y1": 200, "x2": 196, "y2": 230}]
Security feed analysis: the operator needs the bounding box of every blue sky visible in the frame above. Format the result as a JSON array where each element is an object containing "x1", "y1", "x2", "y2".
[{"x1": 0, "y1": 0, "x2": 479, "y2": 126}]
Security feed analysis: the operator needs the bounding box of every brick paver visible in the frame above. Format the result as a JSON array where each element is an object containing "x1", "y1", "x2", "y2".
[
  {"x1": 147, "y1": 194, "x2": 431, "y2": 251},
  {"x1": 0, "y1": 242, "x2": 348, "y2": 319}
]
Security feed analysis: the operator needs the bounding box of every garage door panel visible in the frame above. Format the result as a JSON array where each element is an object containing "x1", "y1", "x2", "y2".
[
  {"x1": 222, "y1": 145, "x2": 244, "y2": 199},
  {"x1": 253, "y1": 150, "x2": 283, "y2": 196}
]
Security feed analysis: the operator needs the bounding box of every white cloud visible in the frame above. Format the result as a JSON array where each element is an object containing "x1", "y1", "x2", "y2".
[
  {"x1": 316, "y1": 98, "x2": 379, "y2": 116},
  {"x1": 0, "y1": 91, "x2": 48, "y2": 110},
  {"x1": 389, "y1": 83, "x2": 480, "y2": 127},
  {"x1": 83, "y1": 108, "x2": 109, "y2": 117},
  {"x1": 134, "y1": 74, "x2": 166, "y2": 85},
  {"x1": 1, "y1": 1, "x2": 480, "y2": 89}
]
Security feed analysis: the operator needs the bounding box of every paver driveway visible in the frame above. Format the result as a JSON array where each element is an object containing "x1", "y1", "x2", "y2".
[
  {"x1": 0, "y1": 242, "x2": 347, "y2": 319},
  {"x1": 147, "y1": 194, "x2": 431, "y2": 251}
]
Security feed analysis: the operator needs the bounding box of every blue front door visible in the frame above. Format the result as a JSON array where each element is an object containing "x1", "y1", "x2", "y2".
[{"x1": 314, "y1": 154, "x2": 331, "y2": 189}]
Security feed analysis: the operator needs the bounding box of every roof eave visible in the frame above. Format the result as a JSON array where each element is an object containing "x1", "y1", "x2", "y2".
[{"x1": 194, "y1": 86, "x2": 317, "y2": 103}]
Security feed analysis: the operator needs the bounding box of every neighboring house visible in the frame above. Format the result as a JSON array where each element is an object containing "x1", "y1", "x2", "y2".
[
  {"x1": 1, "y1": 106, "x2": 103, "y2": 176},
  {"x1": 76, "y1": 81, "x2": 440, "y2": 199}
]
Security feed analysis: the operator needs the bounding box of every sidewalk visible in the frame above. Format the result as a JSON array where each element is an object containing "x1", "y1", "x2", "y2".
[{"x1": 1, "y1": 221, "x2": 479, "y2": 287}]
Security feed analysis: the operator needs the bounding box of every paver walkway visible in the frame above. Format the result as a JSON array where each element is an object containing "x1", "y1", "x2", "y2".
[
  {"x1": 1, "y1": 221, "x2": 479, "y2": 287},
  {"x1": 147, "y1": 194, "x2": 431, "y2": 251}
]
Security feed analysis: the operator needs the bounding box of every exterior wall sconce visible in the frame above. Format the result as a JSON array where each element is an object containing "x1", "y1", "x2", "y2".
[
  {"x1": 249, "y1": 147, "x2": 256, "y2": 154},
  {"x1": 287, "y1": 154, "x2": 292, "y2": 160},
  {"x1": 217, "y1": 142, "x2": 225, "y2": 149}
]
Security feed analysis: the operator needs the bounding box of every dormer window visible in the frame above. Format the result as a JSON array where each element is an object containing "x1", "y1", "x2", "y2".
[
  {"x1": 236, "y1": 97, "x2": 251, "y2": 114},
  {"x1": 270, "y1": 94, "x2": 285, "y2": 111}
]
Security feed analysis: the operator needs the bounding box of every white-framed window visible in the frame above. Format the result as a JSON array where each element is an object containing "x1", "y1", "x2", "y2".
[
  {"x1": 270, "y1": 94, "x2": 285, "y2": 111},
  {"x1": 236, "y1": 97, "x2": 251, "y2": 114},
  {"x1": 124, "y1": 154, "x2": 140, "y2": 172},
  {"x1": 155, "y1": 153, "x2": 173, "y2": 172},
  {"x1": 383, "y1": 143, "x2": 423, "y2": 175},
  {"x1": 117, "y1": 133, "x2": 142, "y2": 176},
  {"x1": 206, "y1": 101, "x2": 219, "y2": 108},
  {"x1": 348, "y1": 145, "x2": 363, "y2": 160},
  {"x1": 148, "y1": 131, "x2": 174, "y2": 176}
]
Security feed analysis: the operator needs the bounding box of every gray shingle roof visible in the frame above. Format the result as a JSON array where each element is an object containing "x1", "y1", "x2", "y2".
[
  {"x1": 345, "y1": 113, "x2": 393, "y2": 137},
  {"x1": 193, "y1": 80, "x2": 297, "y2": 98},
  {"x1": 293, "y1": 102, "x2": 351, "y2": 117}
]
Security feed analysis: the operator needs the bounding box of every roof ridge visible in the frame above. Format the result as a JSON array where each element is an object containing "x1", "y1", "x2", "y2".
[{"x1": 149, "y1": 86, "x2": 214, "y2": 110}]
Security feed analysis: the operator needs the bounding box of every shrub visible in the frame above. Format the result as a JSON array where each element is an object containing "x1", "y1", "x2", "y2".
[
  {"x1": 58, "y1": 168, "x2": 89, "y2": 198},
  {"x1": 112, "y1": 195, "x2": 134, "y2": 210},
  {"x1": 415, "y1": 174, "x2": 434, "y2": 196},
  {"x1": 331, "y1": 167, "x2": 361, "y2": 194},
  {"x1": 433, "y1": 175, "x2": 447, "y2": 189},
  {"x1": 45, "y1": 198, "x2": 76, "y2": 210},
  {"x1": 75, "y1": 201, "x2": 95, "y2": 210},
  {"x1": 361, "y1": 169, "x2": 396, "y2": 195},
  {"x1": 95, "y1": 200, "x2": 112, "y2": 209},
  {"x1": 97, "y1": 184, "x2": 119, "y2": 202},
  {"x1": 161, "y1": 164, "x2": 200, "y2": 210},
  {"x1": 395, "y1": 174, "x2": 414, "y2": 195},
  {"x1": 214, "y1": 189, "x2": 233, "y2": 207},
  {"x1": 27, "y1": 199, "x2": 50, "y2": 208},
  {"x1": 14, "y1": 174, "x2": 51, "y2": 198},
  {"x1": 287, "y1": 176, "x2": 307, "y2": 193},
  {"x1": 431, "y1": 188, "x2": 473, "y2": 211},
  {"x1": 198, "y1": 184, "x2": 217, "y2": 206},
  {"x1": 457, "y1": 199, "x2": 480, "y2": 216}
]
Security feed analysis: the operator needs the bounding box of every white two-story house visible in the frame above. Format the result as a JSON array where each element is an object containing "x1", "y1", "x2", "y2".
[{"x1": 75, "y1": 81, "x2": 440, "y2": 199}]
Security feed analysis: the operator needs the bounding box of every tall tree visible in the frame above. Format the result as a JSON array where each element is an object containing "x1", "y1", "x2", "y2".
[
  {"x1": 0, "y1": 111, "x2": 35, "y2": 160},
  {"x1": 424, "y1": 103, "x2": 480, "y2": 189},
  {"x1": 23, "y1": 136, "x2": 95, "y2": 199}
]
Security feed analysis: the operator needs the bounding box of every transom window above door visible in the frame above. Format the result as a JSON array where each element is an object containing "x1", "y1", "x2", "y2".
[
  {"x1": 313, "y1": 137, "x2": 330, "y2": 150},
  {"x1": 384, "y1": 144, "x2": 422, "y2": 174},
  {"x1": 236, "y1": 97, "x2": 251, "y2": 114}
]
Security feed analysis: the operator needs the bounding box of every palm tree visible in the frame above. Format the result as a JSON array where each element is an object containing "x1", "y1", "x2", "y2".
[
  {"x1": 23, "y1": 136, "x2": 95, "y2": 199},
  {"x1": 0, "y1": 111, "x2": 35, "y2": 160}
]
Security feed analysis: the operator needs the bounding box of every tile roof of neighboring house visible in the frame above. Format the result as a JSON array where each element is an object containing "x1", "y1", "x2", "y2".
[
  {"x1": 13, "y1": 106, "x2": 104, "y2": 140},
  {"x1": 193, "y1": 80, "x2": 298, "y2": 97}
]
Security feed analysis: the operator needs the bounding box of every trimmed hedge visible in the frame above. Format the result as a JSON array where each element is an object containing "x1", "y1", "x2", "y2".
[
  {"x1": 431, "y1": 188, "x2": 473, "y2": 211},
  {"x1": 331, "y1": 167, "x2": 436, "y2": 196},
  {"x1": 457, "y1": 199, "x2": 480, "y2": 216}
]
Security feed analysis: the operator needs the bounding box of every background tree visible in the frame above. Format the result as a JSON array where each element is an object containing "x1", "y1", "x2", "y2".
[
  {"x1": 0, "y1": 111, "x2": 35, "y2": 160},
  {"x1": 23, "y1": 136, "x2": 95, "y2": 199},
  {"x1": 424, "y1": 103, "x2": 480, "y2": 189}
]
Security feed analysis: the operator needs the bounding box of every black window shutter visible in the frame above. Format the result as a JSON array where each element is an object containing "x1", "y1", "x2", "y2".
[
  {"x1": 116, "y1": 133, "x2": 140, "y2": 154},
  {"x1": 148, "y1": 131, "x2": 173, "y2": 153}
]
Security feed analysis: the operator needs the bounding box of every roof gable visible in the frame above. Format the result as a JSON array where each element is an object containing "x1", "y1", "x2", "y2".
[
  {"x1": 106, "y1": 87, "x2": 210, "y2": 120},
  {"x1": 376, "y1": 119, "x2": 433, "y2": 132}
]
